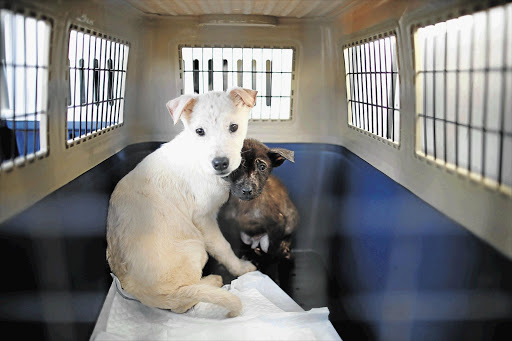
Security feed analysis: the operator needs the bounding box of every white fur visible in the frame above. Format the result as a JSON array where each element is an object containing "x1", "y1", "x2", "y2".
[{"x1": 106, "y1": 88, "x2": 258, "y2": 317}]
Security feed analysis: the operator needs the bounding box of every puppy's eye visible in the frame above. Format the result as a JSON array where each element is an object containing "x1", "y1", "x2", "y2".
[
  {"x1": 258, "y1": 163, "x2": 267, "y2": 172},
  {"x1": 195, "y1": 128, "x2": 205, "y2": 136},
  {"x1": 229, "y1": 124, "x2": 238, "y2": 133}
]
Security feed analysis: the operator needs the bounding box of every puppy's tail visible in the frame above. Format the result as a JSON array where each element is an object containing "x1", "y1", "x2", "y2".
[{"x1": 176, "y1": 284, "x2": 242, "y2": 317}]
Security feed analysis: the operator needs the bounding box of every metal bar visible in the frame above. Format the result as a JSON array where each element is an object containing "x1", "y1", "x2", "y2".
[
  {"x1": 378, "y1": 38, "x2": 384, "y2": 138},
  {"x1": 109, "y1": 40, "x2": 118, "y2": 128},
  {"x1": 100, "y1": 38, "x2": 109, "y2": 130},
  {"x1": 211, "y1": 46, "x2": 214, "y2": 91},
  {"x1": 481, "y1": 12, "x2": 490, "y2": 180},
  {"x1": 238, "y1": 58, "x2": 243, "y2": 88},
  {"x1": 432, "y1": 34, "x2": 437, "y2": 159},
  {"x1": 71, "y1": 30, "x2": 78, "y2": 140},
  {"x1": 208, "y1": 58, "x2": 213, "y2": 91},
  {"x1": 85, "y1": 33, "x2": 93, "y2": 135},
  {"x1": 371, "y1": 40, "x2": 379, "y2": 136},
  {"x1": 417, "y1": 114, "x2": 512, "y2": 136},
  {"x1": 110, "y1": 42, "x2": 118, "y2": 125},
  {"x1": 107, "y1": 42, "x2": 114, "y2": 127},
  {"x1": 222, "y1": 47, "x2": 227, "y2": 91},
  {"x1": 34, "y1": 17, "x2": 39, "y2": 155},
  {"x1": 1, "y1": 62, "x2": 48, "y2": 68},
  {"x1": 252, "y1": 59, "x2": 256, "y2": 91},
  {"x1": 183, "y1": 69, "x2": 292, "y2": 75},
  {"x1": 357, "y1": 44, "x2": 364, "y2": 129},
  {"x1": 455, "y1": 27, "x2": 461, "y2": 168},
  {"x1": 96, "y1": 37, "x2": 105, "y2": 132},
  {"x1": 497, "y1": 5, "x2": 509, "y2": 185},
  {"x1": 23, "y1": 16, "x2": 28, "y2": 158},
  {"x1": 390, "y1": 37, "x2": 396, "y2": 142},
  {"x1": 351, "y1": 47, "x2": 357, "y2": 127},
  {"x1": 79, "y1": 59, "x2": 85, "y2": 105},
  {"x1": 266, "y1": 60, "x2": 271, "y2": 106},
  {"x1": 231, "y1": 47, "x2": 234, "y2": 93},
  {"x1": 91, "y1": 38, "x2": 98, "y2": 132},
  {"x1": 413, "y1": 67, "x2": 512, "y2": 73},
  {"x1": 251, "y1": 47, "x2": 255, "y2": 91},
  {"x1": 11, "y1": 12, "x2": 17, "y2": 160},
  {"x1": 349, "y1": 99, "x2": 398, "y2": 111},
  {"x1": 359, "y1": 43, "x2": 366, "y2": 130},
  {"x1": 352, "y1": 46, "x2": 358, "y2": 127},
  {"x1": 422, "y1": 30, "x2": 428, "y2": 155},
  {"x1": 467, "y1": 19, "x2": 475, "y2": 174},
  {"x1": 113, "y1": 41, "x2": 121, "y2": 125},
  {"x1": 79, "y1": 30, "x2": 85, "y2": 138},
  {"x1": 362, "y1": 42, "x2": 370, "y2": 132},
  {"x1": 278, "y1": 48, "x2": 282, "y2": 121},
  {"x1": 443, "y1": 25, "x2": 448, "y2": 163},
  {"x1": 350, "y1": 46, "x2": 356, "y2": 126},
  {"x1": 193, "y1": 59, "x2": 199, "y2": 94},
  {"x1": 346, "y1": 70, "x2": 404, "y2": 75},
  {"x1": 93, "y1": 57, "x2": 99, "y2": 131},
  {"x1": 116, "y1": 43, "x2": 126, "y2": 125},
  {"x1": 202, "y1": 47, "x2": 207, "y2": 94},
  {"x1": 383, "y1": 37, "x2": 390, "y2": 139},
  {"x1": 68, "y1": 98, "x2": 125, "y2": 109},
  {"x1": 368, "y1": 41, "x2": 375, "y2": 134}
]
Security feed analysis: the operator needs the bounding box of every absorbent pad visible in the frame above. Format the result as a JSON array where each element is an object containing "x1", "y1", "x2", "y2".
[{"x1": 90, "y1": 271, "x2": 341, "y2": 340}]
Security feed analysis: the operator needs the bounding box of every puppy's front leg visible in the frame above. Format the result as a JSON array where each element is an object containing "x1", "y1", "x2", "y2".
[{"x1": 196, "y1": 214, "x2": 256, "y2": 276}]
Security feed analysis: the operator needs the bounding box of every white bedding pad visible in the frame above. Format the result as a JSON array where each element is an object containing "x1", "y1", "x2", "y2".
[{"x1": 90, "y1": 271, "x2": 341, "y2": 341}]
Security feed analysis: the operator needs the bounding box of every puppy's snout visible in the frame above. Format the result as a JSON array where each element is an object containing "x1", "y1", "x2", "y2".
[
  {"x1": 212, "y1": 157, "x2": 229, "y2": 172},
  {"x1": 241, "y1": 186, "x2": 253, "y2": 196}
]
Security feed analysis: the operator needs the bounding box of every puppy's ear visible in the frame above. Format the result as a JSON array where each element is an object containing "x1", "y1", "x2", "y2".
[
  {"x1": 268, "y1": 148, "x2": 295, "y2": 168},
  {"x1": 166, "y1": 95, "x2": 196, "y2": 125},
  {"x1": 228, "y1": 87, "x2": 258, "y2": 108}
]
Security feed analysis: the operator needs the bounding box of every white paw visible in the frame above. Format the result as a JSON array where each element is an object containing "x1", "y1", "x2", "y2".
[{"x1": 235, "y1": 259, "x2": 257, "y2": 276}]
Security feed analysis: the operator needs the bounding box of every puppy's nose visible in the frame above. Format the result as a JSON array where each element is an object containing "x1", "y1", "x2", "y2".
[
  {"x1": 241, "y1": 187, "x2": 253, "y2": 195},
  {"x1": 212, "y1": 157, "x2": 229, "y2": 172}
]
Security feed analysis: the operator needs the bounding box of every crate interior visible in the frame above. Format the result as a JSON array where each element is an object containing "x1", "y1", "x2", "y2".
[{"x1": 1, "y1": 1, "x2": 511, "y2": 340}]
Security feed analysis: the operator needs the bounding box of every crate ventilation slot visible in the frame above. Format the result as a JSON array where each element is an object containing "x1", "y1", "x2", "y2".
[
  {"x1": 180, "y1": 46, "x2": 294, "y2": 121},
  {"x1": 343, "y1": 34, "x2": 400, "y2": 144},
  {"x1": 0, "y1": 9, "x2": 51, "y2": 171},
  {"x1": 67, "y1": 26, "x2": 129, "y2": 145},
  {"x1": 414, "y1": 3, "x2": 512, "y2": 194}
]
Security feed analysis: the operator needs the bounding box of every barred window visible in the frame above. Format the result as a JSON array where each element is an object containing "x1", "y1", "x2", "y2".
[
  {"x1": 67, "y1": 26, "x2": 129, "y2": 144},
  {"x1": 180, "y1": 46, "x2": 295, "y2": 121},
  {"x1": 343, "y1": 34, "x2": 400, "y2": 144},
  {"x1": 414, "y1": 3, "x2": 512, "y2": 193},
  {"x1": 0, "y1": 9, "x2": 51, "y2": 170}
]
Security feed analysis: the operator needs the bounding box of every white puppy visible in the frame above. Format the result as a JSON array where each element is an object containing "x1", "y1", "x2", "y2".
[{"x1": 106, "y1": 88, "x2": 258, "y2": 317}]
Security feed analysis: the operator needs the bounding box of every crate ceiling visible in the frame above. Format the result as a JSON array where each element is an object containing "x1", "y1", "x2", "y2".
[{"x1": 123, "y1": 0, "x2": 360, "y2": 18}]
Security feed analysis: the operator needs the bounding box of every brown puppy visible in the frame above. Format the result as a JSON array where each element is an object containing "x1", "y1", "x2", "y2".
[{"x1": 219, "y1": 138, "x2": 298, "y2": 261}]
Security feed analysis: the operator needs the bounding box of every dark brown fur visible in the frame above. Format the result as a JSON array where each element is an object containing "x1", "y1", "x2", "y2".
[{"x1": 219, "y1": 138, "x2": 298, "y2": 259}]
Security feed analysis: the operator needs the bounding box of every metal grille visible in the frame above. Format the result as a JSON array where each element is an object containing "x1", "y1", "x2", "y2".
[
  {"x1": 343, "y1": 34, "x2": 400, "y2": 144},
  {"x1": 180, "y1": 46, "x2": 294, "y2": 121},
  {"x1": 414, "y1": 3, "x2": 512, "y2": 193},
  {"x1": 0, "y1": 9, "x2": 51, "y2": 170},
  {"x1": 67, "y1": 26, "x2": 129, "y2": 144}
]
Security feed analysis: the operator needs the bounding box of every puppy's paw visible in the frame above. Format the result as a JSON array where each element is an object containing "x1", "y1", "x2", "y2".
[
  {"x1": 226, "y1": 294, "x2": 243, "y2": 318},
  {"x1": 235, "y1": 259, "x2": 257, "y2": 276},
  {"x1": 227, "y1": 309, "x2": 241, "y2": 318},
  {"x1": 201, "y1": 274, "x2": 223, "y2": 288}
]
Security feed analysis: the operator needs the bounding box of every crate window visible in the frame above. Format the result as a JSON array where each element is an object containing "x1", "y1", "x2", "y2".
[
  {"x1": 0, "y1": 9, "x2": 51, "y2": 170},
  {"x1": 67, "y1": 27, "x2": 129, "y2": 144},
  {"x1": 414, "y1": 3, "x2": 512, "y2": 192},
  {"x1": 180, "y1": 46, "x2": 295, "y2": 121},
  {"x1": 343, "y1": 34, "x2": 400, "y2": 144}
]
